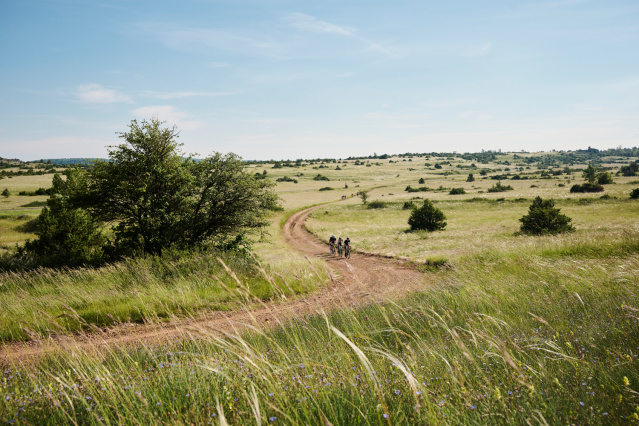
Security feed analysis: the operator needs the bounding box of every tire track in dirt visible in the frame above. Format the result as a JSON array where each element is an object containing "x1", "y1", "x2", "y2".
[{"x1": 1, "y1": 205, "x2": 431, "y2": 365}]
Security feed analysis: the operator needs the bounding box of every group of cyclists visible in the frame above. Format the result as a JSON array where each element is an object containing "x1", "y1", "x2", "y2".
[{"x1": 328, "y1": 235, "x2": 351, "y2": 258}]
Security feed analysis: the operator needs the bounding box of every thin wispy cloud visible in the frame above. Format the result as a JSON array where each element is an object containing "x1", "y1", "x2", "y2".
[
  {"x1": 137, "y1": 22, "x2": 280, "y2": 57},
  {"x1": 461, "y1": 42, "x2": 492, "y2": 57},
  {"x1": 139, "y1": 91, "x2": 238, "y2": 100},
  {"x1": 76, "y1": 84, "x2": 132, "y2": 104},
  {"x1": 284, "y1": 12, "x2": 394, "y2": 57},
  {"x1": 132, "y1": 105, "x2": 203, "y2": 131},
  {"x1": 284, "y1": 13, "x2": 356, "y2": 36}
]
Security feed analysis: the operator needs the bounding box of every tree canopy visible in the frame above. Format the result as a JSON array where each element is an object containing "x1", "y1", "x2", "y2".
[{"x1": 20, "y1": 119, "x2": 279, "y2": 266}]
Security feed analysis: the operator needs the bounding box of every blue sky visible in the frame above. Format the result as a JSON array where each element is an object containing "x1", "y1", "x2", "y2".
[{"x1": 1, "y1": 0, "x2": 638, "y2": 161}]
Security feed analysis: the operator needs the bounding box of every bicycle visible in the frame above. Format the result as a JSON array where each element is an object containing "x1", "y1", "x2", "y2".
[
  {"x1": 329, "y1": 242, "x2": 336, "y2": 255},
  {"x1": 344, "y1": 245, "x2": 351, "y2": 259},
  {"x1": 337, "y1": 244, "x2": 343, "y2": 257}
]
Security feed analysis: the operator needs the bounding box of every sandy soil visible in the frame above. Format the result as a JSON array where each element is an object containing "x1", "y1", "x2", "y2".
[{"x1": 0, "y1": 206, "x2": 431, "y2": 365}]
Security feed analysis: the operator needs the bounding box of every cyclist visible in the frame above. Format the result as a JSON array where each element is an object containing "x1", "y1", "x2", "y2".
[
  {"x1": 337, "y1": 237, "x2": 344, "y2": 257},
  {"x1": 329, "y1": 235, "x2": 336, "y2": 255},
  {"x1": 344, "y1": 237, "x2": 351, "y2": 258}
]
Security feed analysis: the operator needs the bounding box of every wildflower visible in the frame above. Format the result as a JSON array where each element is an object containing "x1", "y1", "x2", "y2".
[
  {"x1": 269, "y1": 416, "x2": 277, "y2": 422},
  {"x1": 580, "y1": 402, "x2": 584, "y2": 406},
  {"x1": 624, "y1": 377, "x2": 630, "y2": 386},
  {"x1": 470, "y1": 405, "x2": 476, "y2": 410},
  {"x1": 383, "y1": 414, "x2": 389, "y2": 419},
  {"x1": 394, "y1": 390, "x2": 400, "y2": 395}
]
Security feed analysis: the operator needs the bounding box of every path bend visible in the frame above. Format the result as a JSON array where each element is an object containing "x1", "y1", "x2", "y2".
[{"x1": 1, "y1": 205, "x2": 430, "y2": 364}]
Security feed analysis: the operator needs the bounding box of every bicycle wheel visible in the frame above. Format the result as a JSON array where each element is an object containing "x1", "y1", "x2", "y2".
[{"x1": 345, "y1": 246, "x2": 350, "y2": 258}]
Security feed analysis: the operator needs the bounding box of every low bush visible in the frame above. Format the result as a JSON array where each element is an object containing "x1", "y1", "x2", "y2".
[
  {"x1": 408, "y1": 199, "x2": 446, "y2": 232},
  {"x1": 488, "y1": 181, "x2": 514, "y2": 192},
  {"x1": 519, "y1": 196, "x2": 575, "y2": 235},
  {"x1": 276, "y1": 176, "x2": 297, "y2": 183},
  {"x1": 402, "y1": 201, "x2": 416, "y2": 210},
  {"x1": 597, "y1": 172, "x2": 614, "y2": 185},
  {"x1": 570, "y1": 183, "x2": 604, "y2": 193},
  {"x1": 449, "y1": 188, "x2": 466, "y2": 195},
  {"x1": 630, "y1": 188, "x2": 639, "y2": 199},
  {"x1": 319, "y1": 187, "x2": 333, "y2": 191},
  {"x1": 367, "y1": 200, "x2": 387, "y2": 209}
]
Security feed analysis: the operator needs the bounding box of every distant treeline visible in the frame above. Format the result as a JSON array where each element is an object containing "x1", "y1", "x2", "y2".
[
  {"x1": 34, "y1": 158, "x2": 107, "y2": 165},
  {"x1": 243, "y1": 146, "x2": 639, "y2": 167},
  {"x1": 5, "y1": 146, "x2": 639, "y2": 169}
]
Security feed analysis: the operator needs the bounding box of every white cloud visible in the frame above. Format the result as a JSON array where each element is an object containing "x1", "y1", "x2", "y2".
[
  {"x1": 76, "y1": 84, "x2": 132, "y2": 104},
  {"x1": 284, "y1": 12, "x2": 394, "y2": 57},
  {"x1": 285, "y1": 13, "x2": 356, "y2": 36},
  {"x1": 131, "y1": 105, "x2": 203, "y2": 131},
  {"x1": 461, "y1": 42, "x2": 492, "y2": 57},
  {"x1": 139, "y1": 91, "x2": 238, "y2": 100}
]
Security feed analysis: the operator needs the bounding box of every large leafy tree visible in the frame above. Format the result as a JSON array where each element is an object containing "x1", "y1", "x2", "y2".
[
  {"x1": 20, "y1": 169, "x2": 106, "y2": 266},
  {"x1": 85, "y1": 118, "x2": 278, "y2": 256}
]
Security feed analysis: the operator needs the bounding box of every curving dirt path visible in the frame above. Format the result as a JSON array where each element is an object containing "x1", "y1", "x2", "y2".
[{"x1": 0, "y1": 205, "x2": 431, "y2": 365}]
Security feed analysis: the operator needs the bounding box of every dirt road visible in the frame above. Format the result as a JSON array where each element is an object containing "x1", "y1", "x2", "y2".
[{"x1": 0, "y1": 205, "x2": 430, "y2": 364}]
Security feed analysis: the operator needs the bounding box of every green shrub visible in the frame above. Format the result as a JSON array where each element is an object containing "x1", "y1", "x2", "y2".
[
  {"x1": 620, "y1": 161, "x2": 638, "y2": 176},
  {"x1": 313, "y1": 174, "x2": 330, "y2": 181},
  {"x1": 488, "y1": 181, "x2": 514, "y2": 192},
  {"x1": 402, "y1": 201, "x2": 416, "y2": 210},
  {"x1": 367, "y1": 200, "x2": 386, "y2": 209},
  {"x1": 319, "y1": 187, "x2": 334, "y2": 191},
  {"x1": 570, "y1": 183, "x2": 604, "y2": 193},
  {"x1": 418, "y1": 177, "x2": 425, "y2": 184},
  {"x1": 630, "y1": 188, "x2": 639, "y2": 199},
  {"x1": 1, "y1": 188, "x2": 9, "y2": 198},
  {"x1": 597, "y1": 172, "x2": 614, "y2": 185},
  {"x1": 449, "y1": 188, "x2": 466, "y2": 195},
  {"x1": 276, "y1": 176, "x2": 297, "y2": 183},
  {"x1": 519, "y1": 196, "x2": 575, "y2": 235},
  {"x1": 466, "y1": 173, "x2": 475, "y2": 182},
  {"x1": 408, "y1": 199, "x2": 446, "y2": 232}
]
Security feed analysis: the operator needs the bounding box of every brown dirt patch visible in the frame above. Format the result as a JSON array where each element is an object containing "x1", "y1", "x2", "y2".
[{"x1": 0, "y1": 205, "x2": 431, "y2": 365}]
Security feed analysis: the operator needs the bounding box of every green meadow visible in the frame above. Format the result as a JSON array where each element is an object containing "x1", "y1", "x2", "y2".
[{"x1": 2, "y1": 151, "x2": 639, "y2": 424}]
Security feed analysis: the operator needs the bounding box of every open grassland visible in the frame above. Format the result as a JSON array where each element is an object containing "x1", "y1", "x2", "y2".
[
  {"x1": 2, "y1": 246, "x2": 638, "y2": 424},
  {"x1": 0, "y1": 247, "x2": 329, "y2": 343},
  {"x1": 2, "y1": 152, "x2": 639, "y2": 423},
  {"x1": 306, "y1": 198, "x2": 639, "y2": 262}
]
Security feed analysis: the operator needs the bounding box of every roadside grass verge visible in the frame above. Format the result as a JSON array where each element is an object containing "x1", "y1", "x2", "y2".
[
  {"x1": 2, "y1": 248, "x2": 638, "y2": 424},
  {"x1": 0, "y1": 249, "x2": 329, "y2": 343}
]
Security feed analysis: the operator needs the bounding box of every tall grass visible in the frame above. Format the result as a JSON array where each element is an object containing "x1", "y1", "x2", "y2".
[
  {"x1": 0, "y1": 249, "x2": 329, "y2": 342},
  {"x1": 2, "y1": 248, "x2": 638, "y2": 424}
]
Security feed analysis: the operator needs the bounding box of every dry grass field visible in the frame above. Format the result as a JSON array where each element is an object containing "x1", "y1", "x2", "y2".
[{"x1": 2, "y1": 152, "x2": 639, "y2": 424}]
